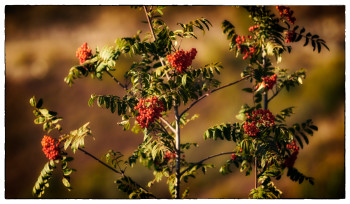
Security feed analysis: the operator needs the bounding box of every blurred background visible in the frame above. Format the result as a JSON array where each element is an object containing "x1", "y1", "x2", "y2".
[{"x1": 5, "y1": 5, "x2": 345, "y2": 198}]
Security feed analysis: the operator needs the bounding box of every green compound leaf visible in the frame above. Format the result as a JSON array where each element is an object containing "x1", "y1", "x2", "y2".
[
  {"x1": 32, "y1": 161, "x2": 56, "y2": 198},
  {"x1": 65, "y1": 122, "x2": 93, "y2": 153}
]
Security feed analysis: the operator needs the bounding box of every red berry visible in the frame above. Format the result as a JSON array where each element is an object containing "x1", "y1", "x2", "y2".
[{"x1": 231, "y1": 153, "x2": 237, "y2": 160}]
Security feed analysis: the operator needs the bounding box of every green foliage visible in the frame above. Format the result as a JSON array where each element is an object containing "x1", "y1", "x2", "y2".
[
  {"x1": 222, "y1": 20, "x2": 237, "y2": 51},
  {"x1": 89, "y1": 94, "x2": 137, "y2": 115},
  {"x1": 286, "y1": 167, "x2": 314, "y2": 185},
  {"x1": 30, "y1": 96, "x2": 62, "y2": 133},
  {"x1": 64, "y1": 122, "x2": 92, "y2": 153},
  {"x1": 115, "y1": 176, "x2": 155, "y2": 198},
  {"x1": 181, "y1": 163, "x2": 214, "y2": 183},
  {"x1": 203, "y1": 122, "x2": 242, "y2": 142},
  {"x1": 219, "y1": 158, "x2": 240, "y2": 175},
  {"x1": 32, "y1": 160, "x2": 56, "y2": 198},
  {"x1": 176, "y1": 17, "x2": 212, "y2": 39},
  {"x1": 292, "y1": 26, "x2": 329, "y2": 53},
  {"x1": 31, "y1": 5, "x2": 329, "y2": 199},
  {"x1": 104, "y1": 150, "x2": 125, "y2": 169},
  {"x1": 249, "y1": 180, "x2": 282, "y2": 199},
  {"x1": 288, "y1": 119, "x2": 316, "y2": 149},
  {"x1": 30, "y1": 96, "x2": 93, "y2": 197},
  {"x1": 61, "y1": 155, "x2": 75, "y2": 191}
]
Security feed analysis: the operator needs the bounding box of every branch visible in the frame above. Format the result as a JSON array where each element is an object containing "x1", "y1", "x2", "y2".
[
  {"x1": 179, "y1": 75, "x2": 250, "y2": 118},
  {"x1": 105, "y1": 70, "x2": 128, "y2": 91},
  {"x1": 267, "y1": 76, "x2": 297, "y2": 103},
  {"x1": 267, "y1": 88, "x2": 281, "y2": 103},
  {"x1": 179, "y1": 151, "x2": 235, "y2": 177},
  {"x1": 174, "y1": 106, "x2": 181, "y2": 199},
  {"x1": 154, "y1": 120, "x2": 176, "y2": 148},
  {"x1": 78, "y1": 147, "x2": 123, "y2": 176},
  {"x1": 78, "y1": 147, "x2": 156, "y2": 198},
  {"x1": 143, "y1": 6, "x2": 170, "y2": 80},
  {"x1": 159, "y1": 117, "x2": 176, "y2": 134}
]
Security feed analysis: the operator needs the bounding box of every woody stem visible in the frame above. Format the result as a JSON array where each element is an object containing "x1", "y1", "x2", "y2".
[{"x1": 174, "y1": 105, "x2": 181, "y2": 199}]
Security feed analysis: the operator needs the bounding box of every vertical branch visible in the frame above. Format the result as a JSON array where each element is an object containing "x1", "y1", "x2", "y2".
[
  {"x1": 255, "y1": 43, "x2": 268, "y2": 189},
  {"x1": 174, "y1": 105, "x2": 181, "y2": 199}
]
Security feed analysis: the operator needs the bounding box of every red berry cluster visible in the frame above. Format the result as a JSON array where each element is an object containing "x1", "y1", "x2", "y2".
[
  {"x1": 249, "y1": 25, "x2": 260, "y2": 32},
  {"x1": 242, "y1": 47, "x2": 257, "y2": 60},
  {"x1": 276, "y1": 6, "x2": 296, "y2": 24},
  {"x1": 231, "y1": 153, "x2": 238, "y2": 161},
  {"x1": 235, "y1": 35, "x2": 246, "y2": 46},
  {"x1": 243, "y1": 109, "x2": 275, "y2": 137},
  {"x1": 235, "y1": 35, "x2": 256, "y2": 60},
  {"x1": 256, "y1": 74, "x2": 277, "y2": 90},
  {"x1": 285, "y1": 30, "x2": 296, "y2": 43},
  {"x1": 134, "y1": 96, "x2": 165, "y2": 128},
  {"x1": 286, "y1": 140, "x2": 299, "y2": 151},
  {"x1": 284, "y1": 141, "x2": 299, "y2": 168},
  {"x1": 76, "y1": 42, "x2": 92, "y2": 64},
  {"x1": 41, "y1": 135, "x2": 61, "y2": 160},
  {"x1": 164, "y1": 151, "x2": 176, "y2": 162},
  {"x1": 167, "y1": 48, "x2": 197, "y2": 74}
]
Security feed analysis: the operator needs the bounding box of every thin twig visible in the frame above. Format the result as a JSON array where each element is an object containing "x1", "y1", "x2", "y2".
[
  {"x1": 267, "y1": 88, "x2": 281, "y2": 103},
  {"x1": 105, "y1": 70, "x2": 128, "y2": 91},
  {"x1": 143, "y1": 6, "x2": 170, "y2": 80},
  {"x1": 179, "y1": 75, "x2": 250, "y2": 118},
  {"x1": 268, "y1": 76, "x2": 297, "y2": 103},
  {"x1": 179, "y1": 151, "x2": 235, "y2": 177}
]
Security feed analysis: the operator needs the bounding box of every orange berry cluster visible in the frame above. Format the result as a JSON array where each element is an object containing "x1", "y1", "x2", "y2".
[
  {"x1": 76, "y1": 42, "x2": 92, "y2": 64},
  {"x1": 164, "y1": 151, "x2": 176, "y2": 162},
  {"x1": 276, "y1": 6, "x2": 296, "y2": 24},
  {"x1": 249, "y1": 25, "x2": 260, "y2": 32},
  {"x1": 285, "y1": 30, "x2": 296, "y2": 43},
  {"x1": 41, "y1": 135, "x2": 61, "y2": 160},
  {"x1": 231, "y1": 153, "x2": 237, "y2": 160},
  {"x1": 134, "y1": 96, "x2": 165, "y2": 128},
  {"x1": 243, "y1": 109, "x2": 275, "y2": 137},
  {"x1": 256, "y1": 74, "x2": 277, "y2": 90},
  {"x1": 167, "y1": 48, "x2": 197, "y2": 74}
]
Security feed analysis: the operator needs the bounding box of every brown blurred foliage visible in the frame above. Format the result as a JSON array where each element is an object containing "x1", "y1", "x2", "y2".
[{"x1": 5, "y1": 5, "x2": 345, "y2": 198}]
